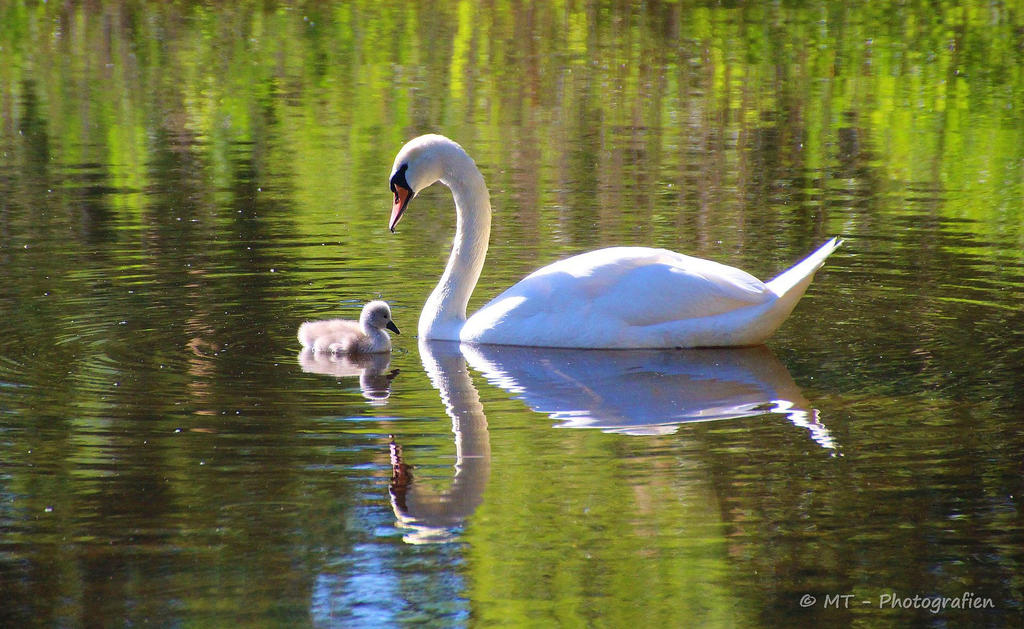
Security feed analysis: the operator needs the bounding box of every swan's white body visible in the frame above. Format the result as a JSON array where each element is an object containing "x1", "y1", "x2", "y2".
[{"x1": 388, "y1": 134, "x2": 840, "y2": 349}]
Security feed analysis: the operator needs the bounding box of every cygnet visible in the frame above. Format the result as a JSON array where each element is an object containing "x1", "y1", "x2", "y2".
[{"x1": 298, "y1": 300, "x2": 400, "y2": 354}]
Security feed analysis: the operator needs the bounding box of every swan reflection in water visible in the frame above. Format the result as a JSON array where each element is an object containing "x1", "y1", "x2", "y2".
[
  {"x1": 389, "y1": 341, "x2": 490, "y2": 544},
  {"x1": 462, "y1": 344, "x2": 835, "y2": 447},
  {"x1": 297, "y1": 349, "x2": 399, "y2": 404},
  {"x1": 389, "y1": 340, "x2": 835, "y2": 543}
]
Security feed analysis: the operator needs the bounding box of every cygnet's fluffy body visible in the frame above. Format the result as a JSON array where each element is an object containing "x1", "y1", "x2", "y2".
[{"x1": 298, "y1": 300, "x2": 400, "y2": 354}]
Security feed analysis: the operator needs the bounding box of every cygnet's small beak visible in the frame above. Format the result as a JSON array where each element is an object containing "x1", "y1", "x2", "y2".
[
  {"x1": 389, "y1": 186, "x2": 413, "y2": 233},
  {"x1": 386, "y1": 320, "x2": 401, "y2": 335}
]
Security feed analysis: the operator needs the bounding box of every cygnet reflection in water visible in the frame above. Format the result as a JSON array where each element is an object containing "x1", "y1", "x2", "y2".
[{"x1": 297, "y1": 350, "x2": 399, "y2": 404}]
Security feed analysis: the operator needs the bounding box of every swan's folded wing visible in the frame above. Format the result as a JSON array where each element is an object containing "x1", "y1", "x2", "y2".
[
  {"x1": 525, "y1": 247, "x2": 772, "y2": 324},
  {"x1": 599, "y1": 254, "x2": 773, "y2": 327},
  {"x1": 465, "y1": 247, "x2": 774, "y2": 345}
]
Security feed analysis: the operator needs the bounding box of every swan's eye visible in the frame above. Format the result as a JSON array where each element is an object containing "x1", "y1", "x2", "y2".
[{"x1": 390, "y1": 163, "x2": 411, "y2": 195}]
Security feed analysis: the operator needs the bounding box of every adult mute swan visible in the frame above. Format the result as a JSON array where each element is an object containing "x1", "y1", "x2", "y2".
[
  {"x1": 298, "y1": 300, "x2": 400, "y2": 354},
  {"x1": 388, "y1": 134, "x2": 840, "y2": 348}
]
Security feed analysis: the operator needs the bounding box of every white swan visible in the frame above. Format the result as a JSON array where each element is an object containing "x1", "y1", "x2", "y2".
[
  {"x1": 297, "y1": 300, "x2": 400, "y2": 354},
  {"x1": 389, "y1": 134, "x2": 841, "y2": 348}
]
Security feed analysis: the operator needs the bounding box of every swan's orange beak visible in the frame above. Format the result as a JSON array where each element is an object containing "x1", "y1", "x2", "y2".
[{"x1": 389, "y1": 186, "x2": 412, "y2": 233}]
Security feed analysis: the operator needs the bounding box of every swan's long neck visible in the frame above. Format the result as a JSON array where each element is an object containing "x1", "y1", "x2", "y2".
[{"x1": 419, "y1": 155, "x2": 491, "y2": 340}]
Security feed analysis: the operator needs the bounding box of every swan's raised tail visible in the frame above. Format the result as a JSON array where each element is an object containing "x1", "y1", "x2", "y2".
[{"x1": 766, "y1": 237, "x2": 843, "y2": 299}]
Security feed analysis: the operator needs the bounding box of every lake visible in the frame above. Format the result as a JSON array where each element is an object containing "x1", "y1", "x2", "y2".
[{"x1": 1, "y1": 1, "x2": 1022, "y2": 627}]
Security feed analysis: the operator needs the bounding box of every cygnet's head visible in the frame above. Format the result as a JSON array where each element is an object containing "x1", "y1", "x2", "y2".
[{"x1": 361, "y1": 300, "x2": 401, "y2": 335}]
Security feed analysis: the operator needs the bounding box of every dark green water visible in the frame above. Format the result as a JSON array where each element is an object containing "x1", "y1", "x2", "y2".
[{"x1": 1, "y1": 2, "x2": 1022, "y2": 626}]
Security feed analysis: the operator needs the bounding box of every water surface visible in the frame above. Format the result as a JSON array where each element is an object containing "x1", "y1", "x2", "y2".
[{"x1": 1, "y1": 2, "x2": 1022, "y2": 627}]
